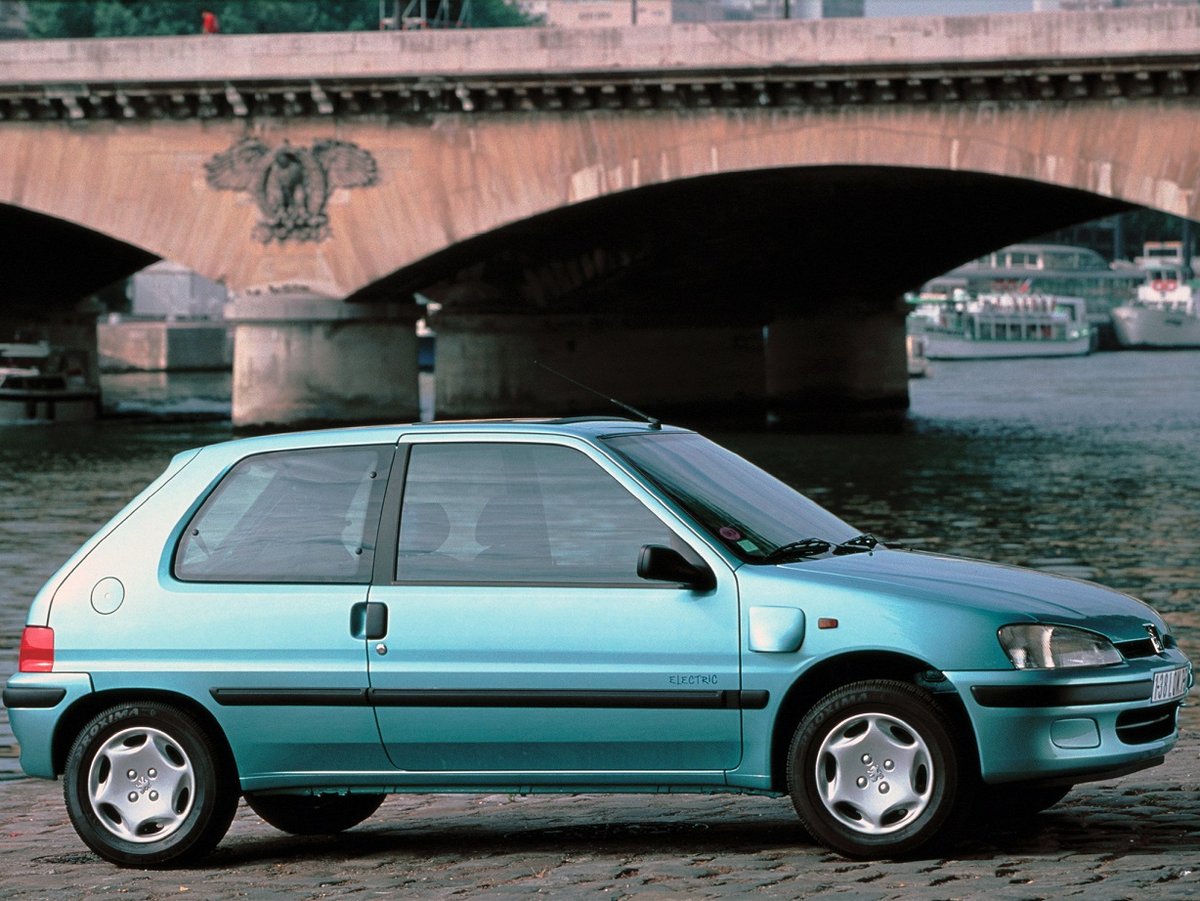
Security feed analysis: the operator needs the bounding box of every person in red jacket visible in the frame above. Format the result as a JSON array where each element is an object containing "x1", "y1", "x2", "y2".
[{"x1": 201, "y1": 10, "x2": 220, "y2": 34}]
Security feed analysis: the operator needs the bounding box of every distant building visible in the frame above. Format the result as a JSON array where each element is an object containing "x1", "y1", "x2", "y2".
[
  {"x1": 1046, "y1": 0, "x2": 1200, "y2": 9},
  {"x1": 681, "y1": 0, "x2": 863, "y2": 20},
  {"x1": 98, "y1": 263, "x2": 231, "y2": 372},
  {"x1": 127, "y1": 261, "x2": 228, "y2": 320},
  {"x1": 922, "y1": 242, "x2": 1147, "y2": 315},
  {"x1": 0, "y1": 0, "x2": 27, "y2": 39},
  {"x1": 519, "y1": 0, "x2": 863, "y2": 25},
  {"x1": 521, "y1": 0, "x2": 672, "y2": 26}
]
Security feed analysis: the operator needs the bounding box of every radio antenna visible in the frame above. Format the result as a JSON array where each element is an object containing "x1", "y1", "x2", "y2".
[{"x1": 534, "y1": 361, "x2": 661, "y2": 429}]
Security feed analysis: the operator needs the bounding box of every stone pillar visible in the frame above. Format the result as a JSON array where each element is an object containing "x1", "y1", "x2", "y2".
[
  {"x1": 230, "y1": 290, "x2": 420, "y2": 429},
  {"x1": 433, "y1": 313, "x2": 766, "y2": 426},
  {"x1": 764, "y1": 304, "x2": 909, "y2": 430}
]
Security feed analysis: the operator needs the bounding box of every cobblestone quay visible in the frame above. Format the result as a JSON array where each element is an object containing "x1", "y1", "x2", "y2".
[{"x1": 1, "y1": 726, "x2": 1198, "y2": 899}]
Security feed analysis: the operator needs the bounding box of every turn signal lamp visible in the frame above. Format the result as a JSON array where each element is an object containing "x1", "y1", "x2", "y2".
[{"x1": 18, "y1": 626, "x2": 54, "y2": 673}]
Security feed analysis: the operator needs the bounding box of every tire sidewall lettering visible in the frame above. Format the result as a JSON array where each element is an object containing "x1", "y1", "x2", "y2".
[{"x1": 84, "y1": 705, "x2": 150, "y2": 742}]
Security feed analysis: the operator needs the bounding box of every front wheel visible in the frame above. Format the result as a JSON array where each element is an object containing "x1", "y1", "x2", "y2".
[
  {"x1": 245, "y1": 792, "x2": 385, "y2": 835},
  {"x1": 64, "y1": 702, "x2": 237, "y2": 867},
  {"x1": 787, "y1": 680, "x2": 969, "y2": 859}
]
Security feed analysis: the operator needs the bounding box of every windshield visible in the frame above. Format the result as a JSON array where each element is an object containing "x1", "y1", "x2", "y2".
[{"x1": 604, "y1": 432, "x2": 858, "y2": 562}]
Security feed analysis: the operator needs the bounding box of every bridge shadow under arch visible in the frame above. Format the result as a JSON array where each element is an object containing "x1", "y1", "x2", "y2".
[
  {"x1": 350, "y1": 166, "x2": 1133, "y2": 321},
  {"x1": 0, "y1": 167, "x2": 1147, "y2": 319},
  {"x1": 0, "y1": 203, "x2": 156, "y2": 307}
]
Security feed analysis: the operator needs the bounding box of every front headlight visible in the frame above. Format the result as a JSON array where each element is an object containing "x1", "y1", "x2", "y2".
[{"x1": 998, "y1": 624, "x2": 1123, "y2": 670}]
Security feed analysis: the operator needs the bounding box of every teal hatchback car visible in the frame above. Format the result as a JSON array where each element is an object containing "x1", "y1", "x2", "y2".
[{"x1": 3, "y1": 419, "x2": 1192, "y2": 866}]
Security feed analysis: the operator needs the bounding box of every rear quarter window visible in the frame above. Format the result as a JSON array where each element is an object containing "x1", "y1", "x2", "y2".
[{"x1": 175, "y1": 445, "x2": 391, "y2": 584}]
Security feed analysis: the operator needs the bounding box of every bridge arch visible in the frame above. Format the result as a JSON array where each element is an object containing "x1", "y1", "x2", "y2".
[
  {"x1": 0, "y1": 100, "x2": 1188, "y2": 302},
  {"x1": 0, "y1": 113, "x2": 1156, "y2": 428},
  {"x1": 352, "y1": 164, "x2": 1126, "y2": 311}
]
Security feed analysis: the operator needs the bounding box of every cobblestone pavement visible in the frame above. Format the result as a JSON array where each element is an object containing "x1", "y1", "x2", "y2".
[{"x1": 1, "y1": 731, "x2": 1199, "y2": 900}]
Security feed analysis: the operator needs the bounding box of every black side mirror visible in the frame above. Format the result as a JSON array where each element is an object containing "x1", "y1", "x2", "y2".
[{"x1": 637, "y1": 545, "x2": 716, "y2": 591}]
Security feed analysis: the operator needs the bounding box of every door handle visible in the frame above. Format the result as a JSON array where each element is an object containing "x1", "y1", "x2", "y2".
[{"x1": 351, "y1": 602, "x2": 388, "y2": 640}]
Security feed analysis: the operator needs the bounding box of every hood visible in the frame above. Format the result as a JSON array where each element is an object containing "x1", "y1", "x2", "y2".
[{"x1": 778, "y1": 548, "x2": 1164, "y2": 643}]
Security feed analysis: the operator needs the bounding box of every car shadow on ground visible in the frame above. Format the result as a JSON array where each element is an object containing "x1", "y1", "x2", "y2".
[
  {"x1": 199, "y1": 791, "x2": 1200, "y2": 870},
  {"x1": 209, "y1": 814, "x2": 814, "y2": 866}
]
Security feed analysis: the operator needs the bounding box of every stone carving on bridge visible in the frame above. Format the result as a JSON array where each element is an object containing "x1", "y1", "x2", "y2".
[{"x1": 205, "y1": 137, "x2": 378, "y2": 243}]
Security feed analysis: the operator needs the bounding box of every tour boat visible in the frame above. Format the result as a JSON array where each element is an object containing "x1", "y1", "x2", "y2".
[
  {"x1": 907, "y1": 292, "x2": 1092, "y2": 360},
  {"x1": 0, "y1": 340, "x2": 101, "y2": 422}
]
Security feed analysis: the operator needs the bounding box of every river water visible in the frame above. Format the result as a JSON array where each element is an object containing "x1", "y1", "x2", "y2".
[{"x1": 1, "y1": 353, "x2": 1198, "y2": 777}]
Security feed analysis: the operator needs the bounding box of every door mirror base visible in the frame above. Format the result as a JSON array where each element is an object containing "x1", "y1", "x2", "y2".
[{"x1": 637, "y1": 545, "x2": 716, "y2": 591}]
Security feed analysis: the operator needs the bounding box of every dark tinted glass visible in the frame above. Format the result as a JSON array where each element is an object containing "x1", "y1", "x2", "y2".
[
  {"x1": 604, "y1": 432, "x2": 856, "y2": 560},
  {"x1": 396, "y1": 442, "x2": 672, "y2": 584},
  {"x1": 176, "y1": 445, "x2": 390, "y2": 583}
]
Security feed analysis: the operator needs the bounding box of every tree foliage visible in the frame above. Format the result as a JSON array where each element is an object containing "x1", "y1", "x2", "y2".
[{"x1": 25, "y1": 0, "x2": 530, "y2": 38}]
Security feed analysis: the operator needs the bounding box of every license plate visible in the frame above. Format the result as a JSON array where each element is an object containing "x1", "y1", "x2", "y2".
[{"x1": 1152, "y1": 666, "x2": 1190, "y2": 703}]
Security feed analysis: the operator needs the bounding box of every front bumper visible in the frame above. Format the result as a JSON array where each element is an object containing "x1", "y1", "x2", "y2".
[
  {"x1": 3, "y1": 672, "x2": 94, "y2": 779},
  {"x1": 946, "y1": 650, "x2": 1192, "y2": 785}
]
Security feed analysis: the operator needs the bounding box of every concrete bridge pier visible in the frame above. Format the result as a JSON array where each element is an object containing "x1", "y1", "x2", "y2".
[
  {"x1": 432, "y1": 313, "x2": 767, "y2": 426},
  {"x1": 764, "y1": 304, "x2": 909, "y2": 430},
  {"x1": 230, "y1": 291, "x2": 420, "y2": 429}
]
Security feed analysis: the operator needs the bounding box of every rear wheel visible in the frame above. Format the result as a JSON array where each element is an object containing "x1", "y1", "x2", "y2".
[
  {"x1": 64, "y1": 702, "x2": 237, "y2": 867},
  {"x1": 245, "y1": 792, "x2": 385, "y2": 835},
  {"x1": 788, "y1": 680, "x2": 970, "y2": 859}
]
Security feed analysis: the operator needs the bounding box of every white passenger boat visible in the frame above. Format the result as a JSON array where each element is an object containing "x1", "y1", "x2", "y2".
[
  {"x1": 1110, "y1": 256, "x2": 1200, "y2": 349},
  {"x1": 923, "y1": 243, "x2": 1143, "y2": 315},
  {"x1": 907, "y1": 293, "x2": 1092, "y2": 360},
  {"x1": 0, "y1": 340, "x2": 101, "y2": 422}
]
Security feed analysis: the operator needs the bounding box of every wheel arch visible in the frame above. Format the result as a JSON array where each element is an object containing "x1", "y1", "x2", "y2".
[
  {"x1": 767, "y1": 651, "x2": 977, "y2": 793},
  {"x1": 51, "y1": 688, "x2": 238, "y2": 787}
]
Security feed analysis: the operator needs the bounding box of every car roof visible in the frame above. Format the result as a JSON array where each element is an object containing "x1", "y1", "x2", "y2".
[{"x1": 191, "y1": 417, "x2": 691, "y2": 458}]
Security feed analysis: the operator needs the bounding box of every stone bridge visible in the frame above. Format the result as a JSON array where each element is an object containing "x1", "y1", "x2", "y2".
[{"x1": 1, "y1": 7, "x2": 1198, "y2": 426}]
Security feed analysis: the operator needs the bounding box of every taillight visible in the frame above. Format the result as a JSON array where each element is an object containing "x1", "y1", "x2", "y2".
[{"x1": 18, "y1": 626, "x2": 54, "y2": 673}]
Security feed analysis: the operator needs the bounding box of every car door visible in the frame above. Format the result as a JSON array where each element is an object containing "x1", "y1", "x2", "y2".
[
  {"x1": 365, "y1": 434, "x2": 743, "y2": 777},
  {"x1": 168, "y1": 443, "x2": 394, "y2": 778}
]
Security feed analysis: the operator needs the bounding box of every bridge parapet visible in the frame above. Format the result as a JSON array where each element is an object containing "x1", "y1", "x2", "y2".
[{"x1": 2, "y1": 9, "x2": 1200, "y2": 121}]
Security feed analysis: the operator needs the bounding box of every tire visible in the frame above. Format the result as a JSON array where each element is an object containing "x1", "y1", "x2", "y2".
[
  {"x1": 64, "y1": 702, "x2": 237, "y2": 868},
  {"x1": 787, "y1": 679, "x2": 970, "y2": 859},
  {"x1": 976, "y1": 783, "x2": 1072, "y2": 819},
  {"x1": 245, "y1": 792, "x2": 385, "y2": 835}
]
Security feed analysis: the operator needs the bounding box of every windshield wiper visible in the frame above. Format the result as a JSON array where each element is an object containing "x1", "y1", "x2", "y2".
[
  {"x1": 833, "y1": 533, "x2": 879, "y2": 555},
  {"x1": 763, "y1": 538, "x2": 832, "y2": 563}
]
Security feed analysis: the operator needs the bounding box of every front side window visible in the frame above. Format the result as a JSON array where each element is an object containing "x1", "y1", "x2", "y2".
[
  {"x1": 176, "y1": 445, "x2": 390, "y2": 583},
  {"x1": 396, "y1": 442, "x2": 673, "y2": 584}
]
